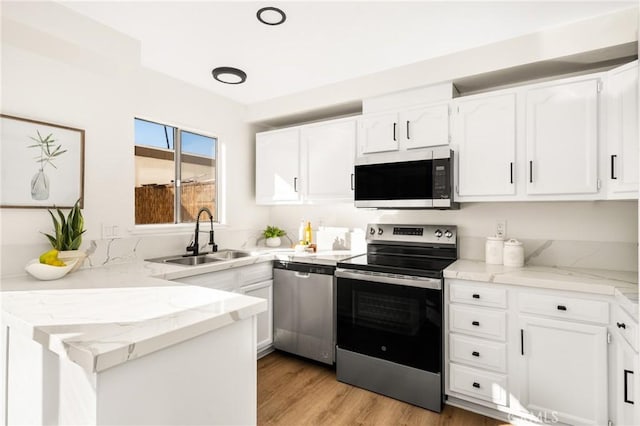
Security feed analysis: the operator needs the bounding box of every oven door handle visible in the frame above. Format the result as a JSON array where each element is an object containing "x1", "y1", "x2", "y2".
[{"x1": 335, "y1": 268, "x2": 442, "y2": 290}]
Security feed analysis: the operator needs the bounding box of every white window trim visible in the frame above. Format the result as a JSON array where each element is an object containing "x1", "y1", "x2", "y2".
[{"x1": 129, "y1": 222, "x2": 229, "y2": 236}]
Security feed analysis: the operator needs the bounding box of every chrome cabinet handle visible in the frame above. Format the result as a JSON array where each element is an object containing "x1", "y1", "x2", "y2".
[
  {"x1": 350, "y1": 173, "x2": 355, "y2": 191},
  {"x1": 293, "y1": 177, "x2": 298, "y2": 192}
]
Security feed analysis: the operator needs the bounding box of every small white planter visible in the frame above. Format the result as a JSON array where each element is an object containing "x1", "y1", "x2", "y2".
[{"x1": 265, "y1": 237, "x2": 282, "y2": 248}]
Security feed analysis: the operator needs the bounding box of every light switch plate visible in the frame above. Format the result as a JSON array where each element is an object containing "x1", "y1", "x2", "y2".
[{"x1": 496, "y1": 220, "x2": 506, "y2": 239}]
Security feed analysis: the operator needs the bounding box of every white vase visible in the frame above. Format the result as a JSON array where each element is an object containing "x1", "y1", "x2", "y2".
[{"x1": 265, "y1": 237, "x2": 281, "y2": 248}]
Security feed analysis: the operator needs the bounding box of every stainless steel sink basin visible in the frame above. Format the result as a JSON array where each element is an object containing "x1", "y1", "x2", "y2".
[
  {"x1": 146, "y1": 250, "x2": 251, "y2": 266},
  {"x1": 164, "y1": 255, "x2": 222, "y2": 266},
  {"x1": 208, "y1": 250, "x2": 251, "y2": 260}
]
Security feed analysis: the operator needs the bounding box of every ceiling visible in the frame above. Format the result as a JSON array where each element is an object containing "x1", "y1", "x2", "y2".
[{"x1": 58, "y1": 1, "x2": 636, "y2": 105}]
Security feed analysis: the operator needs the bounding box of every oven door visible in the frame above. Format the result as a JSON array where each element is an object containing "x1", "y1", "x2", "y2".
[{"x1": 335, "y1": 269, "x2": 442, "y2": 373}]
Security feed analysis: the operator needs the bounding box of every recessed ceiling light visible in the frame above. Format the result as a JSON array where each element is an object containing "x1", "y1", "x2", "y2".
[
  {"x1": 211, "y1": 67, "x2": 247, "y2": 85},
  {"x1": 257, "y1": 6, "x2": 286, "y2": 26}
]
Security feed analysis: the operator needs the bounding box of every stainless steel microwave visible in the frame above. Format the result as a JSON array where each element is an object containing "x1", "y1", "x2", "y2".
[{"x1": 353, "y1": 148, "x2": 458, "y2": 209}]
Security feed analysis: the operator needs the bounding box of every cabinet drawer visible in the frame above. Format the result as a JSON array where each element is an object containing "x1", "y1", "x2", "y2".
[
  {"x1": 518, "y1": 292, "x2": 609, "y2": 324},
  {"x1": 450, "y1": 334, "x2": 507, "y2": 373},
  {"x1": 449, "y1": 305, "x2": 506, "y2": 341},
  {"x1": 614, "y1": 305, "x2": 638, "y2": 352},
  {"x1": 238, "y1": 262, "x2": 273, "y2": 286},
  {"x1": 449, "y1": 282, "x2": 507, "y2": 308},
  {"x1": 449, "y1": 363, "x2": 508, "y2": 406}
]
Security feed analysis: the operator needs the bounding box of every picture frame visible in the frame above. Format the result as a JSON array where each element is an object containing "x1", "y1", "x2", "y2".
[{"x1": 1, "y1": 114, "x2": 85, "y2": 209}]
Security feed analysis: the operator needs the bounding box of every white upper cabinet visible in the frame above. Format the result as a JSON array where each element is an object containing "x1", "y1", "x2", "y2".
[
  {"x1": 453, "y1": 92, "x2": 516, "y2": 198},
  {"x1": 525, "y1": 76, "x2": 600, "y2": 196},
  {"x1": 399, "y1": 103, "x2": 450, "y2": 150},
  {"x1": 607, "y1": 60, "x2": 639, "y2": 199},
  {"x1": 358, "y1": 112, "x2": 399, "y2": 155},
  {"x1": 256, "y1": 118, "x2": 356, "y2": 205},
  {"x1": 358, "y1": 101, "x2": 451, "y2": 157},
  {"x1": 256, "y1": 128, "x2": 301, "y2": 204},
  {"x1": 301, "y1": 119, "x2": 356, "y2": 201}
]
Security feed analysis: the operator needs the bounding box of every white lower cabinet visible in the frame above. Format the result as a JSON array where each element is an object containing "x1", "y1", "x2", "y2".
[
  {"x1": 517, "y1": 315, "x2": 608, "y2": 426},
  {"x1": 445, "y1": 279, "x2": 615, "y2": 425},
  {"x1": 239, "y1": 279, "x2": 273, "y2": 352},
  {"x1": 612, "y1": 304, "x2": 639, "y2": 426},
  {"x1": 172, "y1": 262, "x2": 274, "y2": 354},
  {"x1": 445, "y1": 280, "x2": 510, "y2": 412}
]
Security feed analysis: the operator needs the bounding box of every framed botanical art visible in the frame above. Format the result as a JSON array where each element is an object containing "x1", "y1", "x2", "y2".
[{"x1": 1, "y1": 114, "x2": 85, "y2": 208}]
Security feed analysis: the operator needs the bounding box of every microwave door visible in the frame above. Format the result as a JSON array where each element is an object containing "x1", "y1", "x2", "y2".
[{"x1": 354, "y1": 159, "x2": 434, "y2": 208}]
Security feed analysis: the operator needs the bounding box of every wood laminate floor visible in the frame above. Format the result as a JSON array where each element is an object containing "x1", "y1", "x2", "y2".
[{"x1": 258, "y1": 351, "x2": 508, "y2": 426}]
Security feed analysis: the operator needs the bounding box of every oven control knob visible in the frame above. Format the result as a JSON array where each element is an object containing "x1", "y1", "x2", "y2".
[
  {"x1": 434, "y1": 229, "x2": 443, "y2": 238},
  {"x1": 369, "y1": 227, "x2": 376, "y2": 235},
  {"x1": 444, "y1": 230, "x2": 453, "y2": 239},
  {"x1": 378, "y1": 227, "x2": 384, "y2": 235}
]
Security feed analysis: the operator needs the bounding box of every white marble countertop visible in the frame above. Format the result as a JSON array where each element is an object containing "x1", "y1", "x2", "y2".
[
  {"x1": 445, "y1": 259, "x2": 638, "y2": 297},
  {"x1": 0, "y1": 248, "x2": 361, "y2": 374},
  {"x1": 1, "y1": 254, "x2": 276, "y2": 374}
]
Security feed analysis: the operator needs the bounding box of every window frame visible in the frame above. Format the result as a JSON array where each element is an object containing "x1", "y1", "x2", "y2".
[{"x1": 133, "y1": 117, "x2": 219, "y2": 227}]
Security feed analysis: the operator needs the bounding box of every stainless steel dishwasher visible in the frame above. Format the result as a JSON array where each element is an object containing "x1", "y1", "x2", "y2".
[{"x1": 273, "y1": 260, "x2": 335, "y2": 365}]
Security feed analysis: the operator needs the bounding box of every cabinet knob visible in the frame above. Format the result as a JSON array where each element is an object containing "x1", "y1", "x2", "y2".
[
  {"x1": 472, "y1": 351, "x2": 480, "y2": 357},
  {"x1": 472, "y1": 294, "x2": 480, "y2": 299},
  {"x1": 472, "y1": 321, "x2": 480, "y2": 326},
  {"x1": 557, "y1": 305, "x2": 567, "y2": 311},
  {"x1": 472, "y1": 382, "x2": 481, "y2": 389},
  {"x1": 617, "y1": 322, "x2": 627, "y2": 329}
]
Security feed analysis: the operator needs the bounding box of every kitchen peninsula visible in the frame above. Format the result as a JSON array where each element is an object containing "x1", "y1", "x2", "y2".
[{"x1": 1, "y1": 258, "x2": 269, "y2": 425}]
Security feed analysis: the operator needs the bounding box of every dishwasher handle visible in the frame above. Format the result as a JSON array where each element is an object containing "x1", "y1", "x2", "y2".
[{"x1": 294, "y1": 271, "x2": 311, "y2": 278}]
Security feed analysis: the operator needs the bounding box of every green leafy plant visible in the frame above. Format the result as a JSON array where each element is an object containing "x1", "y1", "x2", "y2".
[
  {"x1": 28, "y1": 130, "x2": 67, "y2": 171},
  {"x1": 262, "y1": 225, "x2": 286, "y2": 239},
  {"x1": 43, "y1": 199, "x2": 86, "y2": 250}
]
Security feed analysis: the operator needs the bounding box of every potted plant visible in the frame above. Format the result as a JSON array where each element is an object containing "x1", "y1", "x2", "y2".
[
  {"x1": 262, "y1": 225, "x2": 286, "y2": 248},
  {"x1": 43, "y1": 199, "x2": 86, "y2": 270}
]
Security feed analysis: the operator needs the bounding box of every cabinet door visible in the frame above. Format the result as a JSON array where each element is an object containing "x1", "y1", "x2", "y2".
[
  {"x1": 518, "y1": 316, "x2": 607, "y2": 425},
  {"x1": 399, "y1": 103, "x2": 449, "y2": 149},
  {"x1": 454, "y1": 93, "x2": 516, "y2": 197},
  {"x1": 526, "y1": 78, "x2": 599, "y2": 195},
  {"x1": 301, "y1": 119, "x2": 356, "y2": 201},
  {"x1": 255, "y1": 129, "x2": 300, "y2": 204},
  {"x1": 615, "y1": 338, "x2": 638, "y2": 426},
  {"x1": 608, "y1": 61, "x2": 639, "y2": 198},
  {"x1": 240, "y1": 280, "x2": 273, "y2": 351},
  {"x1": 357, "y1": 112, "x2": 399, "y2": 155}
]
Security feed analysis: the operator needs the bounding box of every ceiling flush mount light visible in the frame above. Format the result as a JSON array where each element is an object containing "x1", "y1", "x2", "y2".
[
  {"x1": 211, "y1": 67, "x2": 247, "y2": 84},
  {"x1": 256, "y1": 6, "x2": 286, "y2": 26}
]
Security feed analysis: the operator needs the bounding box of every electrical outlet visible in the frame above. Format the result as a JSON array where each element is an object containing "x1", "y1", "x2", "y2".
[
  {"x1": 496, "y1": 220, "x2": 506, "y2": 238},
  {"x1": 102, "y1": 224, "x2": 121, "y2": 239}
]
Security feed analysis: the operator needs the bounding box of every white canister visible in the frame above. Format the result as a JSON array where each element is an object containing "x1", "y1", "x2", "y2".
[
  {"x1": 485, "y1": 236, "x2": 504, "y2": 265},
  {"x1": 503, "y1": 239, "x2": 525, "y2": 267}
]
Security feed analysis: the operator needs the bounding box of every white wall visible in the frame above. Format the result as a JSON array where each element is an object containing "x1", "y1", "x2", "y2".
[
  {"x1": 268, "y1": 201, "x2": 639, "y2": 272},
  {"x1": 0, "y1": 2, "x2": 269, "y2": 275}
]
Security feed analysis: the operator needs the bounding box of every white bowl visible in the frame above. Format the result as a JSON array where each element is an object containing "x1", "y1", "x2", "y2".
[{"x1": 25, "y1": 259, "x2": 78, "y2": 281}]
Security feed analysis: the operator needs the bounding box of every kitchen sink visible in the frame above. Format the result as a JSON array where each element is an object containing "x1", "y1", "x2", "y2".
[
  {"x1": 163, "y1": 255, "x2": 222, "y2": 266},
  {"x1": 208, "y1": 250, "x2": 252, "y2": 260},
  {"x1": 146, "y1": 250, "x2": 252, "y2": 266}
]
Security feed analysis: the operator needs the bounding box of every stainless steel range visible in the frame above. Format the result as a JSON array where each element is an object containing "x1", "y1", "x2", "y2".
[{"x1": 335, "y1": 223, "x2": 458, "y2": 412}]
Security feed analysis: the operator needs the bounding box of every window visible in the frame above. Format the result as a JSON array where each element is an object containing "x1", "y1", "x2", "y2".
[{"x1": 134, "y1": 118, "x2": 217, "y2": 225}]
